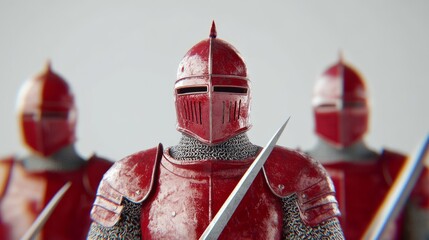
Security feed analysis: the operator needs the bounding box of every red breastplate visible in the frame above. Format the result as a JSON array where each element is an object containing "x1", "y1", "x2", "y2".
[
  {"x1": 140, "y1": 151, "x2": 283, "y2": 239},
  {"x1": 323, "y1": 154, "x2": 405, "y2": 240}
]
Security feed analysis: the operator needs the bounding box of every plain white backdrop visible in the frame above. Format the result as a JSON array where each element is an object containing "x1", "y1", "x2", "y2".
[{"x1": 0, "y1": 1, "x2": 428, "y2": 161}]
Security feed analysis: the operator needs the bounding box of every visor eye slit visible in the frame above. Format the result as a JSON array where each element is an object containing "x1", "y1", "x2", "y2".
[
  {"x1": 177, "y1": 86, "x2": 208, "y2": 95},
  {"x1": 213, "y1": 86, "x2": 248, "y2": 94},
  {"x1": 344, "y1": 102, "x2": 366, "y2": 108},
  {"x1": 42, "y1": 111, "x2": 69, "y2": 118}
]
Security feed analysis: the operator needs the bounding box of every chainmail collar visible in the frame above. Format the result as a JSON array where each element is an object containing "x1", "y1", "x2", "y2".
[{"x1": 169, "y1": 133, "x2": 260, "y2": 161}]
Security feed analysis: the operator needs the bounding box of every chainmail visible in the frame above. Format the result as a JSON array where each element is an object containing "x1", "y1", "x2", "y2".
[
  {"x1": 282, "y1": 194, "x2": 344, "y2": 239},
  {"x1": 169, "y1": 133, "x2": 260, "y2": 161},
  {"x1": 87, "y1": 198, "x2": 142, "y2": 240}
]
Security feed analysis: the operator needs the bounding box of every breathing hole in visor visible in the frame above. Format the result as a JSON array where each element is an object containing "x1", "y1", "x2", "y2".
[{"x1": 177, "y1": 86, "x2": 208, "y2": 95}]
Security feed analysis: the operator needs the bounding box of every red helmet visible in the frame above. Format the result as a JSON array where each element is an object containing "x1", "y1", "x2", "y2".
[
  {"x1": 16, "y1": 62, "x2": 77, "y2": 156},
  {"x1": 312, "y1": 56, "x2": 369, "y2": 147},
  {"x1": 174, "y1": 22, "x2": 251, "y2": 145}
]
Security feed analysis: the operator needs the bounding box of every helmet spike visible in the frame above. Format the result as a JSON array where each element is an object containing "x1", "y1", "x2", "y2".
[
  {"x1": 338, "y1": 50, "x2": 344, "y2": 64},
  {"x1": 44, "y1": 59, "x2": 53, "y2": 74},
  {"x1": 337, "y1": 50, "x2": 345, "y2": 108},
  {"x1": 210, "y1": 21, "x2": 217, "y2": 38}
]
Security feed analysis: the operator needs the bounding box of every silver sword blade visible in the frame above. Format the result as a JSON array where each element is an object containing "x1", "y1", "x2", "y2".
[
  {"x1": 199, "y1": 117, "x2": 290, "y2": 240},
  {"x1": 362, "y1": 133, "x2": 429, "y2": 240},
  {"x1": 20, "y1": 181, "x2": 72, "y2": 240}
]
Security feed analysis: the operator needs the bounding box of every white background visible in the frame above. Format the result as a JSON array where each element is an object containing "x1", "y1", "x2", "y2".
[{"x1": 0, "y1": 1, "x2": 428, "y2": 161}]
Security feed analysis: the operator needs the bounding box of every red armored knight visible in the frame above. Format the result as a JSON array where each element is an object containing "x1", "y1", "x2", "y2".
[
  {"x1": 0, "y1": 63, "x2": 112, "y2": 240},
  {"x1": 87, "y1": 22, "x2": 345, "y2": 239},
  {"x1": 307, "y1": 55, "x2": 429, "y2": 240}
]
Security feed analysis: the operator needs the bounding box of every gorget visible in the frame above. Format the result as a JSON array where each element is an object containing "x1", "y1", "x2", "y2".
[{"x1": 169, "y1": 133, "x2": 259, "y2": 161}]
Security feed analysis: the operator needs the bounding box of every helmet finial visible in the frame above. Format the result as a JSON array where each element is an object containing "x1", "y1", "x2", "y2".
[
  {"x1": 44, "y1": 59, "x2": 53, "y2": 74},
  {"x1": 338, "y1": 50, "x2": 344, "y2": 64},
  {"x1": 210, "y1": 21, "x2": 217, "y2": 38}
]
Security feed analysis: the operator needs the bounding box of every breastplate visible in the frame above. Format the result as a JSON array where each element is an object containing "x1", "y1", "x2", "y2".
[{"x1": 140, "y1": 151, "x2": 283, "y2": 239}]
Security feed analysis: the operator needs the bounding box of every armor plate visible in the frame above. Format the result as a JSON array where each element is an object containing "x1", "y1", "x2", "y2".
[
  {"x1": 322, "y1": 149, "x2": 406, "y2": 239},
  {"x1": 91, "y1": 145, "x2": 340, "y2": 238}
]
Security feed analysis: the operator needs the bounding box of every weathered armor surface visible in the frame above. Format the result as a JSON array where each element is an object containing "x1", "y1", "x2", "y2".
[
  {"x1": 322, "y1": 149, "x2": 429, "y2": 240},
  {"x1": 175, "y1": 22, "x2": 251, "y2": 145},
  {"x1": 0, "y1": 155, "x2": 112, "y2": 240},
  {"x1": 323, "y1": 150, "x2": 404, "y2": 239},
  {"x1": 309, "y1": 56, "x2": 429, "y2": 239},
  {"x1": 312, "y1": 56, "x2": 368, "y2": 147},
  {"x1": 88, "y1": 22, "x2": 344, "y2": 239},
  {"x1": 89, "y1": 137, "x2": 343, "y2": 239},
  {"x1": 17, "y1": 62, "x2": 77, "y2": 157}
]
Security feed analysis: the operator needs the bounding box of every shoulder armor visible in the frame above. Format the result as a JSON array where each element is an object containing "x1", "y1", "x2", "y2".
[
  {"x1": 263, "y1": 146, "x2": 340, "y2": 226},
  {"x1": 381, "y1": 149, "x2": 429, "y2": 208},
  {"x1": 380, "y1": 148, "x2": 407, "y2": 185},
  {"x1": 0, "y1": 157, "x2": 14, "y2": 199},
  {"x1": 83, "y1": 155, "x2": 114, "y2": 195},
  {"x1": 90, "y1": 144, "x2": 163, "y2": 227},
  {"x1": 380, "y1": 148, "x2": 407, "y2": 168}
]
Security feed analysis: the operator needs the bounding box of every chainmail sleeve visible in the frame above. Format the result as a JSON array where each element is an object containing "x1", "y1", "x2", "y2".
[
  {"x1": 282, "y1": 194, "x2": 344, "y2": 239},
  {"x1": 87, "y1": 198, "x2": 142, "y2": 240}
]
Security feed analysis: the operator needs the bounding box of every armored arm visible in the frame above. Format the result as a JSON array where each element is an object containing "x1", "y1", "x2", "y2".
[
  {"x1": 262, "y1": 147, "x2": 344, "y2": 239},
  {"x1": 88, "y1": 198, "x2": 142, "y2": 240},
  {"x1": 282, "y1": 183, "x2": 344, "y2": 239},
  {"x1": 87, "y1": 145, "x2": 162, "y2": 239},
  {"x1": 281, "y1": 156, "x2": 344, "y2": 239}
]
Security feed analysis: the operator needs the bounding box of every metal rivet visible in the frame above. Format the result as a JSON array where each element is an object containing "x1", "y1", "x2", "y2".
[
  {"x1": 172, "y1": 211, "x2": 176, "y2": 217},
  {"x1": 278, "y1": 184, "x2": 285, "y2": 191},
  {"x1": 302, "y1": 194, "x2": 307, "y2": 199},
  {"x1": 136, "y1": 190, "x2": 141, "y2": 195}
]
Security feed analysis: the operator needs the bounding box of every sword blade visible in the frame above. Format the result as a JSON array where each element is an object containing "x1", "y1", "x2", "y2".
[
  {"x1": 199, "y1": 117, "x2": 290, "y2": 240},
  {"x1": 362, "y1": 134, "x2": 429, "y2": 240},
  {"x1": 20, "y1": 181, "x2": 72, "y2": 240}
]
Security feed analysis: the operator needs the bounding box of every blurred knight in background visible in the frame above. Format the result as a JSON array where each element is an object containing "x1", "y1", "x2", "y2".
[
  {"x1": 306, "y1": 55, "x2": 429, "y2": 240},
  {"x1": 0, "y1": 63, "x2": 112, "y2": 239}
]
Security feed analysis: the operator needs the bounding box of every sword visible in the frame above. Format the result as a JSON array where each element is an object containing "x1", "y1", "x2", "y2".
[
  {"x1": 362, "y1": 133, "x2": 429, "y2": 240},
  {"x1": 20, "y1": 181, "x2": 72, "y2": 240},
  {"x1": 199, "y1": 117, "x2": 290, "y2": 240}
]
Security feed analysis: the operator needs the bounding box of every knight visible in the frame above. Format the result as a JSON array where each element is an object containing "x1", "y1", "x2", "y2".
[
  {"x1": 87, "y1": 22, "x2": 345, "y2": 239},
  {"x1": 306, "y1": 55, "x2": 429, "y2": 239},
  {"x1": 0, "y1": 62, "x2": 113, "y2": 239}
]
